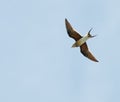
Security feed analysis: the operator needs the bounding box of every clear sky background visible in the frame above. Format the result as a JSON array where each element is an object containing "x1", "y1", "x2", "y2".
[{"x1": 0, "y1": 0, "x2": 120, "y2": 102}]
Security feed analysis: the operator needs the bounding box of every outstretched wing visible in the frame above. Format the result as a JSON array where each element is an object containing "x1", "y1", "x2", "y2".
[
  {"x1": 65, "y1": 18, "x2": 82, "y2": 41},
  {"x1": 80, "y1": 43, "x2": 98, "y2": 62}
]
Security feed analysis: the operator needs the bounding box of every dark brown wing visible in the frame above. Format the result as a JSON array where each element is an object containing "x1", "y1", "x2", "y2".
[
  {"x1": 80, "y1": 43, "x2": 98, "y2": 62},
  {"x1": 65, "y1": 18, "x2": 82, "y2": 41}
]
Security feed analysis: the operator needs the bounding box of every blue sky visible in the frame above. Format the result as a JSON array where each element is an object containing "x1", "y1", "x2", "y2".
[{"x1": 0, "y1": 0, "x2": 120, "y2": 102}]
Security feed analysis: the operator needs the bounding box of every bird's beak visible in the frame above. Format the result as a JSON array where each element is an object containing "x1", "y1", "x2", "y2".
[{"x1": 71, "y1": 44, "x2": 76, "y2": 48}]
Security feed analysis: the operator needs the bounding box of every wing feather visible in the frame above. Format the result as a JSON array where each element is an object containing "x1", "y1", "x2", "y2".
[
  {"x1": 65, "y1": 19, "x2": 82, "y2": 41},
  {"x1": 80, "y1": 43, "x2": 98, "y2": 62}
]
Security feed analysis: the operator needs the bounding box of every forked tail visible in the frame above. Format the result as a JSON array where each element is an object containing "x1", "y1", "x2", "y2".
[{"x1": 87, "y1": 28, "x2": 96, "y2": 38}]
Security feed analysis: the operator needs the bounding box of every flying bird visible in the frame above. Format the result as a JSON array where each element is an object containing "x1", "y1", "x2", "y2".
[{"x1": 65, "y1": 18, "x2": 98, "y2": 62}]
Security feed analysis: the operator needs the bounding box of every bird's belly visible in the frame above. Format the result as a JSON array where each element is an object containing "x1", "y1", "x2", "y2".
[{"x1": 76, "y1": 36, "x2": 89, "y2": 46}]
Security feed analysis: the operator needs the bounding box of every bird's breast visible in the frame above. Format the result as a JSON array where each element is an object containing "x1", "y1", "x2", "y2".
[{"x1": 76, "y1": 36, "x2": 89, "y2": 46}]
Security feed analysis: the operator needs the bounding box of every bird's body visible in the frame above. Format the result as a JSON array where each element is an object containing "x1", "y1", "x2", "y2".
[
  {"x1": 65, "y1": 18, "x2": 98, "y2": 62},
  {"x1": 72, "y1": 34, "x2": 89, "y2": 47}
]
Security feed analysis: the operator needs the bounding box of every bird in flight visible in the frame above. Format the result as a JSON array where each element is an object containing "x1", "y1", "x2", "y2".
[{"x1": 65, "y1": 18, "x2": 98, "y2": 62}]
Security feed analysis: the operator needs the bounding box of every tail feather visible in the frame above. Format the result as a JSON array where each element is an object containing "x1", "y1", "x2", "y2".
[
  {"x1": 88, "y1": 28, "x2": 93, "y2": 37},
  {"x1": 87, "y1": 28, "x2": 96, "y2": 38}
]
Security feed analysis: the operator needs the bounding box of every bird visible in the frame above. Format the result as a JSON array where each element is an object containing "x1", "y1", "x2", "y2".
[{"x1": 65, "y1": 18, "x2": 98, "y2": 62}]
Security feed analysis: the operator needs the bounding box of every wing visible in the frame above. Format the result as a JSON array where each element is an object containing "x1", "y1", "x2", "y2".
[
  {"x1": 65, "y1": 18, "x2": 82, "y2": 41},
  {"x1": 80, "y1": 43, "x2": 98, "y2": 62}
]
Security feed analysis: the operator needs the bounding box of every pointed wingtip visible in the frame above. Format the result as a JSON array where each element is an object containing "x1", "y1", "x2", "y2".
[
  {"x1": 81, "y1": 48, "x2": 99, "y2": 62},
  {"x1": 65, "y1": 18, "x2": 68, "y2": 22},
  {"x1": 91, "y1": 55, "x2": 99, "y2": 62},
  {"x1": 90, "y1": 58, "x2": 99, "y2": 62},
  {"x1": 94, "y1": 59, "x2": 99, "y2": 62},
  {"x1": 88, "y1": 56, "x2": 99, "y2": 62},
  {"x1": 90, "y1": 55, "x2": 99, "y2": 62}
]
